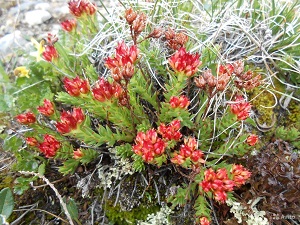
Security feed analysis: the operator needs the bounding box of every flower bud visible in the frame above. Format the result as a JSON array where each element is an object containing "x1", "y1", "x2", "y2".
[
  {"x1": 37, "y1": 99, "x2": 55, "y2": 116},
  {"x1": 232, "y1": 60, "x2": 244, "y2": 76},
  {"x1": 73, "y1": 149, "x2": 84, "y2": 159},
  {"x1": 42, "y1": 46, "x2": 59, "y2": 62},
  {"x1": 61, "y1": 19, "x2": 77, "y2": 32},
  {"x1": 63, "y1": 76, "x2": 90, "y2": 97},
  {"x1": 38, "y1": 134, "x2": 60, "y2": 158},
  {"x1": 194, "y1": 76, "x2": 206, "y2": 89},
  {"x1": 132, "y1": 13, "x2": 147, "y2": 35},
  {"x1": 149, "y1": 28, "x2": 163, "y2": 38},
  {"x1": 26, "y1": 137, "x2": 38, "y2": 147},
  {"x1": 16, "y1": 112, "x2": 36, "y2": 124},
  {"x1": 247, "y1": 134, "x2": 258, "y2": 146},
  {"x1": 125, "y1": 8, "x2": 137, "y2": 25}
]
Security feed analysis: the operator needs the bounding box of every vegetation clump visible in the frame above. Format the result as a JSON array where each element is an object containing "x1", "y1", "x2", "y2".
[{"x1": 1, "y1": 0, "x2": 300, "y2": 224}]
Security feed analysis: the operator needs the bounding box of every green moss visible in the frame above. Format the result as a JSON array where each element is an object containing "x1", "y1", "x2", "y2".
[
  {"x1": 0, "y1": 172, "x2": 14, "y2": 189},
  {"x1": 287, "y1": 100, "x2": 300, "y2": 129},
  {"x1": 249, "y1": 88, "x2": 276, "y2": 126},
  {"x1": 93, "y1": 174, "x2": 166, "y2": 224},
  {"x1": 104, "y1": 201, "x2": 160, "y2": 225}
]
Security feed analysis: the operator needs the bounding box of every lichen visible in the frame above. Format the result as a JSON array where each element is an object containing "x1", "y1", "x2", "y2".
[
  {"x1": 226, "y1": 198, "x2": 269, "y2": 225},
  {"x1": 137, "y1": 205, "x2": 172, "y2": 225}
]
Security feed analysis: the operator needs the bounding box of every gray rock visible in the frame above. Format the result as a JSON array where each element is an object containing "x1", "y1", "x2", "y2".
[
  {"x1": 34, "y1": 2, "x2": 51, "y2": 11},
  {"x1": 8, "y1": 2, "x2": 37, "y2": 16},
  {"x1": 52, "y1": 5, "x2": 70, "y2": 19},
  {"x1": 24, "y1": 10, "x2": 52, "y2": 26},
  {"x1": 0, "y1": 30, "x2": 28, "y2": 56}
]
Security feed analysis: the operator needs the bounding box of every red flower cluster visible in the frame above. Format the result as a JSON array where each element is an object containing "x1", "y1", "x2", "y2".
[
  {"x1": 247, "y1": 134, "x2": 258, "y2": 146},
  {"x1": 56, "y1": 108, "x2": 85, "y2": 134},
  {"x1": 195, "y1": 64, "x2": 233, "y2": 94},
  {"x1": 168, "y1": 47, "x2": 201, "y2": 77},
  {"x1": 43, "y1": 45, "x2": 59, "y2": 62},
  {"x1": 171, "y1": 137, "x2": 204, "y2": 165},
  {"x1": 169, "y1": 95, "x2": 190, "y2": 109},
  {"x1": 92, "y1": 78, "x2": 123, "y2": 102},
  {"x1": 26, "y1": 137, "x2": 38, "y2": 146},
  {"x1": 125, "y1": 8, "x2": 147, "y2": 38},
  {"x1": 37, "y1": 99, "x2": 54, "y2": 116},
  {"x1": 231, "y1": 164, "x2": 252, "y2": 187},
  {"x1": 132, "y1": 129, "x2": 166, "y2": 162},
  {"x1": 63, "y1": 76, "x2": 90, "y2": 97},
  {"x1": 200, "y1": 168, "x2": 235, "y2": 203},
  {"x1": 68, "y1": 0, "x2": 96, "y2": 17},
  {"x1": 199, "y1": 217, "x2": 210, "y2": 225},
  {"x1": 38, "y1": 134, "x2": 61, "y2": 158},
  {"x1": 216, "y1": 64, "x2": 233, "y2": 91},
  {"x1": 200, "y1": 165, "x2": 251, "y2": 202},
  {"x1": 164, "y1": 28, "x2": 189, "y2": 50},
  {"x1": 105, "y1": 41, "x2": 139, "y2": 83},
  {"x1": 158, "y1": 120, "x2": 182, "y2": 141},
  {"x1": 232, "y1": 60, "x2": 261, "y2": 90},
  {"x1": 218, "y1": 64, "x2": 234, "y2": 75},
  {"x1": 229, "y1": 95, "x2": 251, "y2": 120},
  {"x1": 16, "y1": 112, "x2": 36, "y2": 124},
  {"x1": 61, "y1": 19, "x2": 77, "y2": 32},
  {"x1": 124, "y1": 8, "x2": 137, "y2": 25}
]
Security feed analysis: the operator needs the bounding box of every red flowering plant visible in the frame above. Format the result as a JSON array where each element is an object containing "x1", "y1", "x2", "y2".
[{"x1": 3, "y1": 3, "x2": 269, "y2": 225}]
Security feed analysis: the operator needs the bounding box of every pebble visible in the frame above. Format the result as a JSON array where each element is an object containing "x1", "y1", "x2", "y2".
[{"x1": 24, "y1": 10, "x2": 52, "y2": 26}]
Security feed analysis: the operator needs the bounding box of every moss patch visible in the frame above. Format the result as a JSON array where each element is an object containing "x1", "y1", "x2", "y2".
[
  {"x1": 249, "y1": 88, "x2": 276, "y2": 126},
  {"x1": 287, "y1": 100, "x2": 300, "y2": 129},
  {"x1": 0, "y1": 172, "x2": 14, "y2": 189},
  {"x1": 104, "y1": 201, "x2": 160, "y2": 225}
]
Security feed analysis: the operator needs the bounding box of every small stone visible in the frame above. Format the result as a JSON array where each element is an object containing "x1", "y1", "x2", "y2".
[
  {"x1": 34, "y1": 2, "x2": 51, "y2": 11},
  {"x1": 24, "y1": 10, "x2": 52, "y2": 26}
]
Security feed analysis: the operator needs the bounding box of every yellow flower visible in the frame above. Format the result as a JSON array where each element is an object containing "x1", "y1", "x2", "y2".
[
  {"x1": 14, "y1": 66, "x2": 30, "y2": 78},
  {"x1": 30, "y1": 38, "x2": 45, "y2": 62}
]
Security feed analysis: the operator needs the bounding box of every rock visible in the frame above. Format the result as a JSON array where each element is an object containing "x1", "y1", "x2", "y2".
[
  {"x1": 8, "y1": 1, "x2": 37, "y2": 16},
  {"x1": 51, "y1": 24, "x2": 62, "y2": 34},
  {"x1": 24, "y1": 10, "x2": 52, "y2": 26},
  {"x1": 34, "y1": 2, "x2": 50, "y2": 11},
  {"x1": 0, "y1": 30, "x2": 28, "y2": 57},
  {"x1": 52, "y1": 5, "x2": 70, "y2": 19}
]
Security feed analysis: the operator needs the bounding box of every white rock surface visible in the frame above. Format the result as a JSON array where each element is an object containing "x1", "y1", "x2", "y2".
[
  {"x1": 34, "y1": 2, "x2": 51, "y2": 11},
  {"x1": 0, "y1": 30, "x2": 28, "y2": 56},
  {"x1": 24, "y1": 10, "x2": 52, "y2": 26}
]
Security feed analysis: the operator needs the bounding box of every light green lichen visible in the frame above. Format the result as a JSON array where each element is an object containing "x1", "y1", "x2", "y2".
[{"x1": 226, "y1": 198, "x2": 269, "y2": 225}]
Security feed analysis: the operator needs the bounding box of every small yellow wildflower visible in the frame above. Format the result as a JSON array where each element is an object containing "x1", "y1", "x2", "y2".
[
  {"x1": 30, "y1": 38, "x2": 45, "y2": 62},
  {"x1": 14, "y1": 66, "x2": 30, "y2": 78}
]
